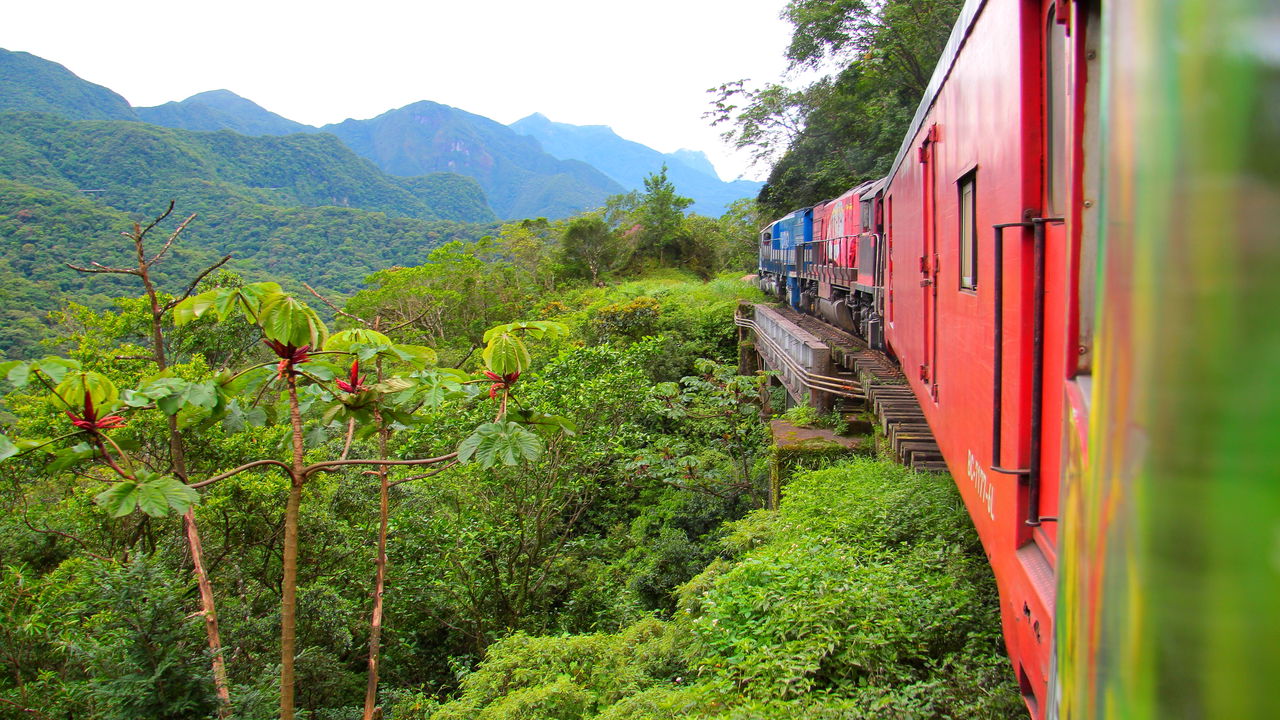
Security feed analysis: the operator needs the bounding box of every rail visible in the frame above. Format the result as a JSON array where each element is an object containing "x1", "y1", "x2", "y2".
[{"x1": 736, "y1": 308, "x2": 863, "y2": 401}]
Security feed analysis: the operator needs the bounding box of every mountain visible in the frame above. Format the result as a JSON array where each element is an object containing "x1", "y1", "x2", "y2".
[
  {"x1": 0, "y1": 112, "x2": 494, "y2": 224},
  {"x1": 322, "y1": 101, "x2": 623, "y2": 220},
  {"x1": 137, "y1": 89, "x2": 316, "y2": 137},
  {"x1": 508, "y1": 113, "x2": 763, "y2": 215},
  {"x1": 0, "y1": 48, "x2": 137, "y2": 121},
  {"x1": 667, "y1": 149, "x2": 720, "y2": 180}
]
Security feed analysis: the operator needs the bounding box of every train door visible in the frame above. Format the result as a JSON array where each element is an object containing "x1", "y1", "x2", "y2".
[{"x1": 919, "y1": 125, "x2": 939, "y2": 399}]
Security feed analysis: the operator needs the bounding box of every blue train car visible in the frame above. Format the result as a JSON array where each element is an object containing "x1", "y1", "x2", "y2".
[{"x1": 758, "y1": 208, "x2": 813, "y2": 306}]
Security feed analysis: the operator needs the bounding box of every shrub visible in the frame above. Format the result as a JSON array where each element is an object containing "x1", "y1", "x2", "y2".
[{"x1": 423, "y1": 457, "x2": 1022, "y2": 719}]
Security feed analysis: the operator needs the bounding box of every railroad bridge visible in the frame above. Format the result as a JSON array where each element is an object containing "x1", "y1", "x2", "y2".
[{"x1": 735, "y1": 302, "x2": 945, "y2": 472}]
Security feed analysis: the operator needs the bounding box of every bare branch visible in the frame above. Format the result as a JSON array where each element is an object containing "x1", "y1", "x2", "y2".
[
  {"x1": 165, "y1": 255, "x2": 232, "y2": 310},
  {"x1": 388, "y1": 459, "x2": 460, "y2": 487},
  {"x1": 136, "y1": 200, "x2": 176, "y2": 243},
  {"x1": 384, "y1": 307, "x2": 435, "y2": 334},
  {"x1": 189, "y1": 459, "x2": 293, "y2": 489},
  {"x1": 64, "y1": 261, "x2": 140, "y2": 276},
  {"x1": 303, "y1": 452, "x2": 459, "y2": 476},
  {"x1": 302, "y1": 283, "x2": 370, "y2": 326},
  {"x1": 147, "y1": 213, "x2": 196, "y2": 267},
  {"x1": 340, "y1": 418, "x2": 356, "y2": 461}
]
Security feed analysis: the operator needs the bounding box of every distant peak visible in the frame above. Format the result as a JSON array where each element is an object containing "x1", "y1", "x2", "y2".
[{"x1": 187, "y1": 89, "x2": 243, "y2": 101}]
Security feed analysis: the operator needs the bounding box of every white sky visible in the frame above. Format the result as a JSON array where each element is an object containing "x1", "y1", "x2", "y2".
[{"x1": 1, "y1": 0, "x2": 799, "y2": 182}]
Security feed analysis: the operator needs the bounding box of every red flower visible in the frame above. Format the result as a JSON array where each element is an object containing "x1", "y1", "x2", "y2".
[
  {"x1": 263, "y1": 339, "x2": 311, "y2": 378},
  {"x1": 336, "y1": 359, "x2": 367, "y2": 393},
  {"x1": 65, "y1": 393, "x2": 126, "y2": 433},
  {"x1": 483, "y1": 370, "x2": 520, "y2": 399}
]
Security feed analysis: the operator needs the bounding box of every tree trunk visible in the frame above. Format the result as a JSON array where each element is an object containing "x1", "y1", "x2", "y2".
[
  {"x1": 362, "y1": 411, "x2": 390, "y2": 720},
  {"x1": 184, "y1": 510, "x2": 232, "y2": 715},
  {"x1": 141, "y1": 258, "x2": 233, "y2": 716},
  {"x1": 281, "y1": 378, "x2": 307, "y2": 720}
]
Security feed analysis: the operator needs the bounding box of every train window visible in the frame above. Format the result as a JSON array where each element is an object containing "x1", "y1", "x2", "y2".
[
  {"x1": 1045, "y1": 5, "x2": 1069, "y2": 215},
  {"x1": 959, "y1": 172, "x2": 977, "y2": 290}
]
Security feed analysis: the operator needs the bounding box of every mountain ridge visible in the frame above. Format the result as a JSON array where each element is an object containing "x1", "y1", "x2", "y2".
[
  {"x1": 137, "y1": 89, "x2": 317, "y2": 137},
  {"x1": 508, "y1": 112, "x2": 762, "y2": 215}
]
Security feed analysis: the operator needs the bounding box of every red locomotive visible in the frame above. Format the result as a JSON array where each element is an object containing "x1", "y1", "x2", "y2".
[{"x1": 755, "y1": 0, "x2": 1280, "y2": 718}]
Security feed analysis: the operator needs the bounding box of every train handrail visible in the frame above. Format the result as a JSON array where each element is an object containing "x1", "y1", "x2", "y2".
[
  {"x1": 735, "y1": 313, "x2": 864, "y2": 400},
  {"x1": 990, "y1": 217, "x2": 1063, "y2": 528}
]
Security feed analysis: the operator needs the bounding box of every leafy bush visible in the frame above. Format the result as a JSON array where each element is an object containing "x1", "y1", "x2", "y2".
[{"x1": 426, "y1": 457, "x2": 1022, "y2": 719}]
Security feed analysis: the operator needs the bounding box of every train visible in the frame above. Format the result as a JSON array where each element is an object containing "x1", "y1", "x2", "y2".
[{"x1": 755, "y1": 0, "x2": 1279, "y2": 718}]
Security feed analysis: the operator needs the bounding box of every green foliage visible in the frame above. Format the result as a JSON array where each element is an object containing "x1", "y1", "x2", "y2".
[
  {"x1": 587, "y1": 297, "x2": 662, "y2": 344},
  {"x1": 634, "y1": 165, "x2": 694, "y2": 267},
  {"x1": 345, "y1": 240, "x2": 530, "y2": 358},
  {"x1": 560, "y1": 213, "x2": 622, "y2": 283},
  {"x1": 427, "y1": 619, "x2": 691, "y2": 720},
  {"x1": 428, "y1": 457, "x2": 1022, "y2": 719},
  {"x1": 0, "y1": 557, "x2": 218, "y2": 719},
  {"x1": 93, "y1": 470, "x2": 200, "y2": 518},
  {"x1": 779, "y1": 403, "x2": 822, "y2": 427},
  {"x1": 457, "y1": 421, "x2": 544, "y2": 468},
  {"x1": 713, "y1": 1, "x2": 963, "y2": 215},
  {"x1": 0, "y1": 49, "x2": 136, "y2": 121}
]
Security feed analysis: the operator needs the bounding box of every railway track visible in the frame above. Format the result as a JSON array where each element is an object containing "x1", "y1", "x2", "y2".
[{"x1": 761, "y1": 305, "x2": 947, "y2": 473}]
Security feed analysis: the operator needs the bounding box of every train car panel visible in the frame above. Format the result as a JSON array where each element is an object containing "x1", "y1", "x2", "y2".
[{"x1": 879, "y1": 0, "x2": 1058, "y2": 712}]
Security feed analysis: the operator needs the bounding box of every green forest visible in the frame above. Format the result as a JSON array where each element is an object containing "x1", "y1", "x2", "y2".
[
  {"x1": 0, "y1": 2, "x2": 1021, "y2": 718},
  {"x1": 0, "y1": 175, "x2": 1019, "y2": 719}
]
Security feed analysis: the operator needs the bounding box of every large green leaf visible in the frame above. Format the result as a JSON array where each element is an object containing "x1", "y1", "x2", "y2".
[
  {"x1": 94, "y1": 472, "x2": 200, "y2": 518},
  {"x1": 391, "y1": 344, "x2": 438, "y2": 368},
  {"x1": 324, "y1": 329, "x2": 393, "y2": 352},
  {"x1": 174, "y1": 282, "x2": 283, "y2": 324},
  {"x1": 36, "y1": 357, "x2": 80, "y2": 384},
  {"x1": 482, "y1": 320, "x2": 569, "y2": 343},
  {"x1": 482, "y1": 332, "x2": 531, "y2": 376},
  {"x1": 95, "y1": 481, "x2": 142, "y2": 518},
  {"x1": 0, "y1": 435, "x2": 18, "y2": 462},
  {"x1": 222, "y1": 401, "x2": 267, "y2": 433},
  {"x1": 55, "y1": 371, "x2": 119, "y2": 411},
  {"x1": 46, "y1": 442, "x2": 95, "y2": 474},
  {"x1": 259, "y1": 294, "x2": 327, "y2": 348},
  {"x1": 4, "y1": 362, "x2": 30, "y2": 388},
  {"x1": 508, "y1": 410, "x2": 579, "y2": 437},
  {"x1": 457, "y1": 421, "x2": 544, "y2": 468},
  {"x1": 413, "y1": 369, "x2": 467, "y2": 407}
]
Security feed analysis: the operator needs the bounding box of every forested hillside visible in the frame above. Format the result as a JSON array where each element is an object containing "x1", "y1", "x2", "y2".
[
  {"x1": 0, "y1": 108, "x2": 500, "y2": 359},
  {"x1": 323, "y1": 101, "x2": 624, "y2": 221},
  {"x1": 0, "y1": 178, "x2": 491, "y2": 358},
  {"x1": 0, "y1": 112, "x2": 493, "y2": 223},
  {"x1": 0, "y1": 49, "x2": 136, "y2": 121},
  {"x1": 137, "y1": 90, "x2": 317, "y2": 137},
  {"x1": 711, "y1": 0, "x2": 963, "y2": 215}
]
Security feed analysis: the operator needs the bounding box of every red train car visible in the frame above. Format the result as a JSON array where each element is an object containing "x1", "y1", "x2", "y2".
[
  {"x1": 757, "y1": 0, "x2": 1280, "y2": 717},
  {"x1": 789, "y1": 181, "x2": 884, "y2": 343},
  {"x1": 877, "y1": 0, "x2": 1087, "y2": 713}
]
